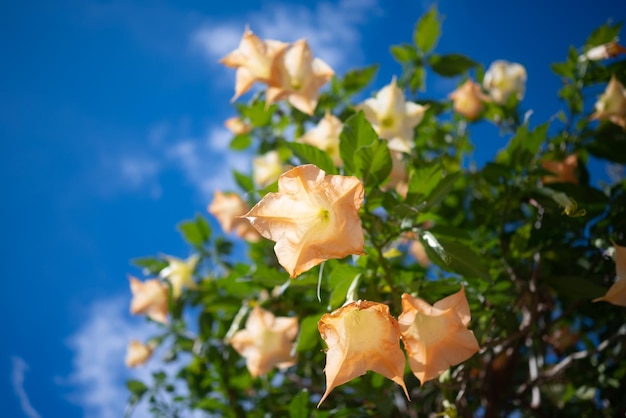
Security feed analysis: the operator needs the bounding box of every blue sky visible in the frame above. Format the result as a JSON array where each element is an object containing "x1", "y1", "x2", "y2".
[{"x1": 2, "y1": 1, "x2": 623, "y2": 417}]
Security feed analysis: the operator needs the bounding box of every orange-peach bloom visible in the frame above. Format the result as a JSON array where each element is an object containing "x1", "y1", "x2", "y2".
[
  {"x1": 317, "y1": 300, "x2": 409, "y2": 406},
  {"x1": 409, "y1": 240, "x2": 431, "y2": 268},
  {"x1": 483, "y1": 60, "x2": 527, "y2": 104},
  {"x1": 229, "y1": 306, "x2": 298, "y2": 377},
  {"x1": 383, "y1": 150, "x2": 409, "y2": 197},
  {"x1": 580, "y1": 41, "x2": 626, "y2": 61},
  {"x1": 591, "y1": 74, "x2": 626, "y2": 129},
  {"x1": 593, "y1": 240, "x2": 626, "y2": 307},
  {"x1": 398, "y1": 288, "x2": 480, "y2": 384},
  {"x1": 159, "y1": 254, "x2": 199, "y2": 299},
  {"x1": 224, "y1": 116, "x2": 252, "y2": 135},
  {"x1": 129, "y1": 276, "x2": 169, "y2": 324},
  {"x1": 357, "y1": 76, "x2": 427, "y2": 153},
  {"x1": 208, "y1": 191, "x2": 260, "y2": 242},
  {"x1": 541, "y1": 154, "x2": 579, "y2": 184},
  {"x1": 297, "y1": 111, "x2": 343, "y2": 166},
  {"x1": 266, "y1": 39, "x2": 334, "y2": 115},
  {"x1": 220, "y1": 28, "x2": 288, "y2": 100},
  {"x1": 244, "y1": 164, "x2": 365, "y2": 278},
  {"x1": 448, "y1": 80, "x2": 490, "y2": 120},
  {"x1": 125, "y1": 340, "x2": 153, "y2": 368},
  {"x1": 253, "y1": 150, "x2": 285, "y2": 187}
]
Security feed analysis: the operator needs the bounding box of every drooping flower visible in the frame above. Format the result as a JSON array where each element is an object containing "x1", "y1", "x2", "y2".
[
  {"x1": 224, "y1": 116, "x2": 252, "y2": 135},
  {"x1": 384, "y1": 150, "x2": 409, "y2": 197},
  {"x1": 398, "y1": 288, "x2": 480, "y2": 384},
  {"x1": 129, "y1": 276, "x2": 169, "y2": 324},
  {"x1": 580, "y1": 41, "x2": 626, "y2": 61},
  {"x1": 483, "y1": 60, "x2": 527, "y2": 104},
  {"x1": 593, "y1": 240, "x2": 626, "y2": 306},
  {"x1": 253, "y1": 150, "x2": 285, "y2": 187},
  {"x1": 317, "y1": 300, "x2": 409, "y2": 406},
  {"x1": 541, "y1": 154, "x2": 579, "y2": 185},
  {"x1": 266, "y1": 39, "x2": 334, "y2": 115},
  {"x1": 297, "y1": 111, "x2": 343, "y2": 166},
  {"x1": 409, "y1": 239, "x2": 431, "y2": 268},
  {"x1": 591, "y1": 74, "x2": 626, "y2": 129},
  {"x1": 208, "y1": 191, "x2": 260, "y2": 242},
  {"x1": 357, "y1": 76, "x2": 427, "y2": 153},
  {"x1": 448, "y1": 80, "x2": 490, "y2": 120},
  {"x1": 220, "y1": 28, "x2": 288, "y2": 100},
  {"x1": 125, "y1": 340, "x2": 153, "y2": 368},
  {"x1": 244, "y1": 164, "x2": 365, "y2": 278},
  {"x1": 229, "y1": 306, "x2": 298, "y2": 377},
  {"x1": 159, "y1": 254, "x2": 199, "y2": 299}
]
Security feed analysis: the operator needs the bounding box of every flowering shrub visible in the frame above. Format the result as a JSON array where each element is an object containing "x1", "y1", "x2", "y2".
[{"x1": 125, "y1": 7, "x2": 626, "y2": 417}]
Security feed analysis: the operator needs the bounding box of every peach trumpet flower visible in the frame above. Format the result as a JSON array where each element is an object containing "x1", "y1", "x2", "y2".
[
  {"x1": 129, "y1": 276, "x2": 169, "y2": 324},
  {"x1": 252, "y1": 150, "x2": 285, "y2": 188},
  {"x1": 591, "y1": 74, "x2": 626, "y2": 130},
  {"x1": 593, "y1": 240, "x2": 626, "y2": 307},
  {"x1": 297, "y1": 111, "x2": 343, "y2": 167},
  {"x1": 398, "y1": 287, "x2": 480, "y2": 384},
  {"x1": 224, "y1": 116, "x2": 252, "y2": 135},
  {"x1": 208, "y1": 191, "x2": 260, "y2": 242},
  {"x1": 448, "y1": 80, "x2": 490, "y2": 120},
  {"x1": 125, "y1": 340, "x2": 154, "y2": 368},
  {"x1": 229, "y1": 306, "x2": 298, "y2": 377},
  {"x1": 244, "y1": 164, "x2": 365, "y2": 278},
  {"x1": 317, "y1": 300, "x2": 409, "y2": 406},
  {"x1": 158, "y1": 254, "x2": 199, "y2": 299},
  {"x1": 540, "y1": 154, "x2": 579, "y2": 185}
]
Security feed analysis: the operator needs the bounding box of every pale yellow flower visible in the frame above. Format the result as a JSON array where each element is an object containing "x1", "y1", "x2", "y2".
[
  {"x1": 580, "y1": 41, "x2": 626, "y2": 61},
  {"x1": 483, "y1": 60, "x2": 527, "y2": 104},
  {"x1": 357, "y1": 76, "x2": 427, "y2": 153},
  {"x1": 398, "y1": 288, "x2": 480, "y2": 384},
  {"x1": 591, "y1": 74, "x2": 626, "y2": 129},
  {"x1": 207, "y1": 191, "x2": 260, "y2": 242},
  {"x1": 253, "y1": 150, "x2": 285, "y2": 188},
  {"x1": 317, "y1": 300, "x2": 409, "y2": 406},
  {"x1": 229, "y1": 306, "x2": 298, "y2": 377},
  {"x1": 448, "y1": 80, "x2": 490, "y2": 120},
  {"x1": 220, "y1": 28, "x2": 288, "y2": 100},
  {"x1": 125, "y1": 340, "x2": 153, "y2": 368},
  {"x1": 159, "y1": 254, "x2": 199, "y2": 299},
  {"x1": 541, "y1": 154, "x2": 579, "y2": 185},
  {"x1": 129, "y1": 276, "x2": 168, "y2": 324},
  {"x1": 297, "y1": 111, "x2": 343, "y2": 166},
  {"x1": 224, "y1": 116, "x2": 252, "y2": 135},
  {"x1": 266, "y1": 39, "x2": 334, "y2": 115},
  {"x1": 593, "y1": 240, "x2": 626, "y2": 306},
  {"x1": 244, "y1": 164, "x2": 364, "y2": 278}
]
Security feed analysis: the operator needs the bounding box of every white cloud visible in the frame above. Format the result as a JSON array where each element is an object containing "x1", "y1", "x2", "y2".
[
  {"x1": 192, "y1": 0, "x2": 380, "y2": 72},
  {"x1": 11, "y1": 357, "x2": 42, "y2": 418}
]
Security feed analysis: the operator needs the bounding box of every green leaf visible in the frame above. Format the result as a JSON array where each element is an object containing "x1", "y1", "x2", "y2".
[
  {"x1": 296, "y1": 315, "x2": 322, "y2": 352},
  {"x1": 131, "y1": 256, "x2": 168, "y2": 275},
  {"x1": 287, "y1": 142, "x2": 337, "y2": 174},
  {"x1": 341, "y1": 64, "x2": 378, "y2": 95},
  {"x1": 177, "y1": 215, "x2": 211, "y2": 248},
  {"x1": 436, "y1": 239, "x2": 492, "y2": 281},
  {"x1": 586, "y1": 123, "x2": 626, "y2": 163},
  {"x1": 232, "y1": 169, "x2": 254, "y2": 193},
  {"x1": 288, "y1": 390, "x2": 311, "y2": 418},
  {"x1": 428, "y1": 53, "x2": 477, "y2": 77},
  {"x1": 417, "y1": 171, "x2": 461, "y2": 212},
  {"x1": 328, "y1": 264, "x2": 362, "y2": 309},
  {"x1": 544, "y1": 275, "x2": 606, "y2": 302},
  {"x1": 585, "y1": 21, "x2": 623, "y2": 48},
  {"x1": 229, "y1": 133, "x2": 252, "y2": 151},
  {"x1": 354, "y1": 138, "x2": 392, "y2": 189},
  {"x1": 407, "y1": 164, "x2": 442, "y2": 199},
  {"x1": 390, "y1": 44, "x2": 417, "y2": 63},
  {"x1": 240, "y1": 100, "x2": 275, "y2": 127},
  {"x1": 414, "y1": 5, "x2": 440, "y2": 53},
  {"x1": 126, "y1": 379, "x2": 148, "y2": 398}
]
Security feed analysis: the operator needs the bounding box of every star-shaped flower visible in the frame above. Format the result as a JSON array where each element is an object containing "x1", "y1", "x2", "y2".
[
  {"x1": 398, "y1": 287, "x2": 480, "y2": 384},
  {"x1": 229, "y1": 306, "x2": 298, "y2": 377},
  {"x1": 129, "y1": 276, "x2": 168, "y2": 324},
  {"x1": 208, "y1": 191, "x2": 260, "y2": 242},
  {"x1": 448, "y1": 80, "x2": 490, "y2": 120},
  {"x1": 159, "y1": 254, "x2": 199, "y2": 299},
  {"x1": 317, "y1": 300, "x2": 409, "y2": 406},
  {"x1": 483, "y1": 60, "x2": 527, "y2": 105},
  {"x1": 244, "y1": 164, "x2": 365, "y2": 278},
  {"x1": 125, "y1": 340, "x2": 153, "y2": 368},
  {"x1": 593, "y1": 240, "x2": 626, "y2": 306},
  {"x1": 356, "y1": 76, "x2": 427, "y2": 153},
  {"x1": 591, "y1": 74, "x2": 626, "y2": 130},
  {"x1": 266, "y1": 39, "x2": 334, "y2": 115},
  {"x1": 297, "y1": 111, "x2": 343, "y2": 166},
  {"x1": 220, "y1": 28, "x2": 288, "y2": 100},
  {"x1": 541, "y1": 154, "x2": 579, "y2": 184}
]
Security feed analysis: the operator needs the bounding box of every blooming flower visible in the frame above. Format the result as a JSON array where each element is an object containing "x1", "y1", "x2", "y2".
[
  {"x1": 244, "y1": 164, "x2": 365, "y2": 278},
  {"x1": 297, "y1": 111, "x2": 343, "y2": 166},
  {"x1": 409, "y1": 239, "x2": 431, "y2": 268},
  {"x1": 541, "y1": 154, "x2": 579, "y2": 184},
  {"x1": 253, "y1": 150, "x2": 285, "y2": 187},
  {"x1": 357, "y1": 76, "x2": 427, "y2": 153},
  {"x1": 580, "y1": 41, "x2": 626, "y2": 61},
  {"x1": 207, "y1": 191, "x2": 260, "y2": 242},
  {"x1": 483, "y1": 60, "x2": 527, "y2": 104},
  {"x1": 266, "y1": 39, "x2": 334, "y2": 115},
  {"x1": 224, "y1": 116, "x2": 252, "y2": 135},
  {"x1": 317, "y1": 300, "x2": 409, "y2": 406},
  {"x1": 229, "y1": 306, "x2": 298, "y2": 377},
  {"x1": 448, "y1": 80, "x2": 490, "y2": 120},
  {"x1": 398, "y1": 288, "x2": 480, "y2": 384},
  {"x1": 125, "y1": 340, "x2": 153, "y2": 368},
  {"x1": 593, "y1": 240, "x2": 626, "y2": 306},
  {"x1": 129, "y1": 276, "x2": 169, "y2": 324},
  {"x1": 591, "y1": 74, "x2": 626, "y2": 129},
  {"x1": 158, "y1": 254, "x2": 199, "y2": 299},
  {"x1": 220, "y1": 28, "x2": 288, "y2": 100},
  {"x1": 384, "y1": 150, "x2": 409, "y2": 196}
]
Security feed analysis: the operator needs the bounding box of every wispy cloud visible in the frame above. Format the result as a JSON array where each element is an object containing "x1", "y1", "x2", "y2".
[{"x1": 11, "y1": 357, "x2": 42, "y2": 418}]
